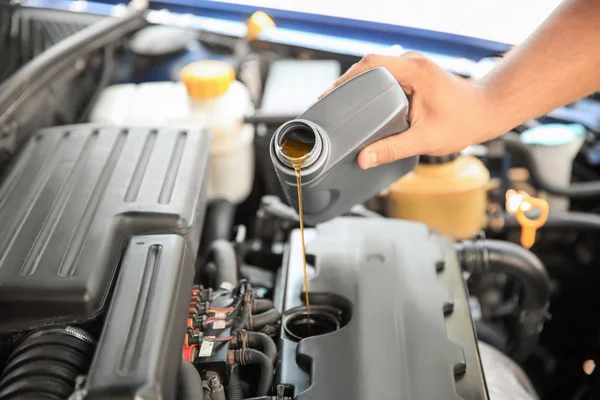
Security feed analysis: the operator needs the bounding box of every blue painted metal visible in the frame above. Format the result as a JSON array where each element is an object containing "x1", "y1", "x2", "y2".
[{"x1": 149, "y1": 0, "x2": 510, "y2": 58}]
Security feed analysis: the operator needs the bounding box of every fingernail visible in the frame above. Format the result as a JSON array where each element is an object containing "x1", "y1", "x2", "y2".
[{"x1": 364, "y1": 152, "x2": 377, "y2": 169}]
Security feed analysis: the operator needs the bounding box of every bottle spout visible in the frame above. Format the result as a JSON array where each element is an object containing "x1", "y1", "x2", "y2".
[{"x1": 274, "y1": 119, "x2": 324, "y2": 170}]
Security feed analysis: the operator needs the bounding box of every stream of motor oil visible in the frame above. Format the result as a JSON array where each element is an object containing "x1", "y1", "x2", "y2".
[{"x1": 281, "y1": 139, "x2": 313, "y2": 332}]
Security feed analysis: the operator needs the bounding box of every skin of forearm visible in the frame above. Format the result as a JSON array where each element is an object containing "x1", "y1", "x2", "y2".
[{"x1": 476, "y1": 0, "x2": 600, "y2": 137}]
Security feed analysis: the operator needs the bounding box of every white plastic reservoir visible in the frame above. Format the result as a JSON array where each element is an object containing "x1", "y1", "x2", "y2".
[
  {"x1": 90, "y1": 60, "x2": 255, "y2": 204},
  {"x1": 520, "y1": 123, "x2": 586, "y2": 211}
]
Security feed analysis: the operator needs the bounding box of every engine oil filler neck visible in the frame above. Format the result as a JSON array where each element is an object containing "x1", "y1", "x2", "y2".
[{"x1": 283, "y1": 305, "x2": 344, "y2": 341}]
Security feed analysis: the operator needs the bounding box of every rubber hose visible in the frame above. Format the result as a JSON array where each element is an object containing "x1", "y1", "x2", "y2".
[
  {"x1": 252, "y1": 299, "x2": 275, "y2": 314},
  {"x1": 456, "y1": 239, "x2": 550, "y2": 312},
  {"x1": 0, "y1": 326, "x2": 96, "y2": 400},
  {"x1": 211, "y1": 388, "x2": 226, "y2": 400},
  {"x1": 251, "y1": 308, "x2": 281, "y2": 330},
  {"x1": 504, "y1": 211, "x2": 600, "y2": 232},
  {"x1": 237, "y1": 301, "x2": 251, "y2": 331},
  {"x1": 200, "y1": 199, "x2": 236, "y2": 251},
  {"x1": 231, "y1": 349, "x2": 273, "y2": 396},
  {"x1": 503, "y1": 132, "x2": 600, "y2": 198},
  {"x1": 210, "y1": 239, "x2": 238, "y2": 289},
  {"x1": 475, "y1": 320, "x2": 509, "y2": 353},
  {"x1": 179, "y1": 359, "x2": 204, "y2": 400},
  {"x1": 227, "y1": 366, "x2": 244, "y2": 400},
  {"x1": 247, "y1": 332, "x2": 277, "y2": 365}
]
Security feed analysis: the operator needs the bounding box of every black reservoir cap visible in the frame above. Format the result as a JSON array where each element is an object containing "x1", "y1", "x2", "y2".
[{"x1": 419, "y1": 153, "x2": 459, "y2": 164}]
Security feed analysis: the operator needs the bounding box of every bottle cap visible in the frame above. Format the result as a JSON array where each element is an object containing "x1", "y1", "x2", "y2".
[{"x1": 180, "y1": 60, "x2": 235, "y2": 100}]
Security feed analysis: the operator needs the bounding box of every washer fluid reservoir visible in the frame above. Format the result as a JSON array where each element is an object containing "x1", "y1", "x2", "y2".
[
  {"x1": 385, "y1": 154, "x2": 490, "y2": 240},
  {"x1": 180, "y1": 60, "x2": 255, "y2": 204}
]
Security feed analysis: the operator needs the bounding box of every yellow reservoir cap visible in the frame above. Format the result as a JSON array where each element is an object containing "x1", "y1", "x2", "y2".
[
  {"x1": 246, "y1": 11, "x2": 276, "y2": 41},
  {"x1": 180, "y1": 60, "x2": 236, "y2": 100}
]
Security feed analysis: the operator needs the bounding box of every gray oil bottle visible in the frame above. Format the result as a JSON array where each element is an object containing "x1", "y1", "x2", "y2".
[{"x1": 269, "y1": 66, "x2": 417, "y2": 225}]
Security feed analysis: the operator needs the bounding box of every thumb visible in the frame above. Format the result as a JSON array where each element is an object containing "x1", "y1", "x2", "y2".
[{"x1": 357, "y1": 127, "x2": 424, "y2": 169}]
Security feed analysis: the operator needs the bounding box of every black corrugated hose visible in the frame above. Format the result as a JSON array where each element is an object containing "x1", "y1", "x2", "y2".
[
  {"x1": 227, "y1": 366, "x2": 244, "y2": 400},
  {"x1": 230, "y1": 348, "x2": 273, "y2": 397},
  {"x1": 0, "y1": 326, "x2": 96, "y2": 399}
]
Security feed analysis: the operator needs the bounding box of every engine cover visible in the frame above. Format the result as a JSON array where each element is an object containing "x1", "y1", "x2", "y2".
[
  {"x1": 0, "y1": 124, "x2": 210, "y2": 332},
  {"x1": 275, "y1": 218, "x2": 489, "y2": 400}
]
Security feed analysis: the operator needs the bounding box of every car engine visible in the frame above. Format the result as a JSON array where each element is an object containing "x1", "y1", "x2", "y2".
[{"x1": 0, "y1": 3, "x2": 599, "y2": 400}]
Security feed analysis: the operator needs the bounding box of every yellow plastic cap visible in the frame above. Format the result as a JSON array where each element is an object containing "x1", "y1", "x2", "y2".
[
  {"x1": 180, "y1": 60, "x2": 235, "y2": 100},
  {"x1": 246, "y1": 11, "x2": 275, "y2": 41}
]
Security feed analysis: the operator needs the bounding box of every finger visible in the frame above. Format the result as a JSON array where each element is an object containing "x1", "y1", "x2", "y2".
[{"x1": 357, "y1": 128, "x2": 424, "y2": 169}]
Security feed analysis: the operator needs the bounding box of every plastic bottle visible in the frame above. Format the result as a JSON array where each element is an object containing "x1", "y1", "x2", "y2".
[
  {"x1": 385, "y1": 154, "x2": 490, "y2": 240},
  {"x1": 269, "y1": 67, "x2": 416, "y2": 225},
  {"x1": 180, "y1": 60, "x2": 255, "y2": 204}
]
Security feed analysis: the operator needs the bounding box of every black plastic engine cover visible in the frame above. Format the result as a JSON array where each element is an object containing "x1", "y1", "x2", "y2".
[
  {"x1": 84, "y1": 234, "x2": 196, "y2": 400},
  {"x1": 275, "y1": 218, "x2": 489, "y2": 400},
  {"x1": 0, "y1": 124, "x2": 210, "y2": 332}
]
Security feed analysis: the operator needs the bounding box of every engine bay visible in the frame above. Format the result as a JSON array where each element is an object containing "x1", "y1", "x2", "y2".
[{"x1": 0, "y1": 3, "x2": 599, "y2": 400}]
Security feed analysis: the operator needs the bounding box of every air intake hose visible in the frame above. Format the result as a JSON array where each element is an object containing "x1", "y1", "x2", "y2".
[
  {"x1": 455, "y1": 239, "x2": 550, "y2": 334},
  {"x1": 0, "y1": 326, "x2": 96, "y2": 399}
]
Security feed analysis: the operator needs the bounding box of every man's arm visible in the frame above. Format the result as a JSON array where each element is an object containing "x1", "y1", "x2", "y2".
[
  {"x1": 479, "y1": 0, "x2": 600, "y2": 136},
  {"x1": 322, "y1": 0, "x2": 600, "y2": 169}
]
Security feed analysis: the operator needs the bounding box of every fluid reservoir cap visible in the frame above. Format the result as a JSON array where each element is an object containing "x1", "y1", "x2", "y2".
[
  {"x1": 419, "y1": 153, "x2": 459, "y2": 164},
  {"x1": 180, "y1": 60, "x2": 236, "y2": 100},
  {"x1": 246, "y1": 11, "x2": 276, "y2": 41},
  {"x1": 521, "y1": 123, "x2": 586, "y2": 147}
]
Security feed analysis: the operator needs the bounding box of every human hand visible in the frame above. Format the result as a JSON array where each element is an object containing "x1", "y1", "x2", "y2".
[{"x1": 320, "y1": 52, "x2": 498, "y2": 169}]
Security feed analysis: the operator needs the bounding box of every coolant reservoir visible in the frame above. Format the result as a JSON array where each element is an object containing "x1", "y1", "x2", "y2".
[
  {"x1": 385, "y1": 154, "x2": 490, "y2": 240},
  {"x1": 180, "y1": 60, "x2": 255, "y2": 204}
]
